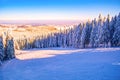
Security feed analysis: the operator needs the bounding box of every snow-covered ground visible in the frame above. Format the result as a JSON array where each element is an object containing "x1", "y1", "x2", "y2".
[{"x1": 0, "y1": 48, "x2": 120, "y2": 80}]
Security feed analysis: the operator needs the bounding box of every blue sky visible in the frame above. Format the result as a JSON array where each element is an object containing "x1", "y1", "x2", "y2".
[{"x1": 0, "y1": 0, "x2": 120, "y2": 20}]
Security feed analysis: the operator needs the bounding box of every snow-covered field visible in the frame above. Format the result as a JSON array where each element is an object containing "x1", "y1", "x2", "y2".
[{"x1": 0, "y1": 48, "x2": 120, "y2": 80}]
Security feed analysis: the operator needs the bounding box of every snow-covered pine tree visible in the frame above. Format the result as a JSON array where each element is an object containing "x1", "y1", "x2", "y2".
[
  {"x1": 71, "y1": 28, "x2": 74, "y2": 47},
  {"x1": 33, "y1": 36, "x2": 40, "y2": 48},
  {"x1": 46, "y1": 34, "x2": 50, "y2": 48},
  {"x1": 85, "y1": 20, "x2": 92, "y2": 47},
  {"x1": 112, "y1": 13, "x2": 120, "y2": 46},
  {"x1": 110, "y1": 16, "x2": 117, "y2": 46},
  {"x1": 89, "y1": 20, "x2": 95, "y2": 47},
  {"x1": 89, "y1": 18, "x2": 99, "y2": 48},
  {"x1": 57, "y1": 28, "x2": 63, "y2": 47},
  {"x1": 48, "y1": 33, "x2": 53, "y2": 47},
  {"x1": 24, "y1": 38, "x2": 29, "y2": 49},
  {"x1": 14, "y1": 39, "x2": 20, "y2": 50},
  {"x1": 0, "y1": 35, "x2": 4, "y2": 65},
  {"x1": 62, "y1": 28, "x2": 67, "y2": 48},
  {"x1": 74, "y1": 24, "x2": 83, "y2": 48},
  {"x1": 102, "y1": 14, "x2": 111, "y2": 47},
  {"x1": 53, "y1": 33, "x2": 57, "y2": 47},
  {"x1": 81, "y1": 20, "x2": 92, "y2": 48},
  {"x1": 72, "y1": 26, "x2": 77, "y2": 48},
  {"x1": 54, "y1": 33, "x2": 59, "y2": 47},
  {"x1": 66, "y1": 28, "x2": 70, "y2": 47},
  {"x1": 97, "y1": 14, "x2": 104, "y2": 47},
  {"x1": 106, "y1": 14, "x2": 111, "y2": 47},
  {"x1": 39, "y1": 36, "x2": 43, "y2": 48},
  {"x1": 72, "y1": 25, "x2": 77, "y2": 47},
  {"x1": 68, "y1": 27, "x2": 74, "y2": 47},
  {"x1": 42, "y1": 34, "x2": 47, "y2": 48},
  {"x1": 5, "y1": 31, "x2": 15, "y2": 60},
  {"x1": 61, "y1": 30, "x2": 65, "y2": 47},
  {"x1": 80, "y1": 23, "x2": 86, "y2": 48}
]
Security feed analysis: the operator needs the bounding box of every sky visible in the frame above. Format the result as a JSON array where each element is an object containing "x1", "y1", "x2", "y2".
[{"x1": 0, "y1": 0, "x2": 120, "y2": 21}]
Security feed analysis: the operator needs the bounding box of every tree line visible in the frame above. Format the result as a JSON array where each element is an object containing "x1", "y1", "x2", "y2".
[
  {"x1": 14, "y1": 13, "x2": 120, "y2": 49},
  {"x1": 0, "y1": 13, "x2": 120, "y2": 65}
]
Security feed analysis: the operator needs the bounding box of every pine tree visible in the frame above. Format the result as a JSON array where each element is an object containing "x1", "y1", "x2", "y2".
[
  {"x1": 89, "y1": 20, "x2": 95, "y2": 47},
  {"x1": 68, "y1": 27, "x2": 74, "y2": 47},
  {"x1": 53, "y1": 33, "x2": 57, "y2": 47},
  {"x1": 62, "y1": 28, "x2": 67, "y2": 48},
  {"x1": 110, "y1": 16, "x2": 117, "y2": 46},
  {"x1": 101, "y1": 15, "x2": 111, "y2": 47},
  {"x1": 97, "y1": 14, "x2": 104, "y2": 47},
  {"x1": 57, "y1": 29, "x2": 63, "y2": 47},
  {"x1": 106, "y1": 14, "x2": 111, "y2": 47},
  {"x1": 75, "y1": 24, "x2": 83, "y2": 48},
  {"x1": 85, "y1": 20, "x2": 92, "y2": 47},
  {"x1": 80, "y1": 23, "x2": 86, "y2": 48},
  {"x1": 66, "y1": 28, "x2": 70, "y2": 47},
  {"x1": 5, "y1": 31, "x2": 15, "y2": 60},
  {"x1": 0, "y1": 35, "x2": 4, "y2": 65},
  {"x1": 89, "y1": 18, "x2": 99, "y2": 47},
  {"x1": 112, "y1": 13, "x2": 120, "y2": 46},
  {"x1": 74, "y1": 24, "x2": 81, "y2": 48}
]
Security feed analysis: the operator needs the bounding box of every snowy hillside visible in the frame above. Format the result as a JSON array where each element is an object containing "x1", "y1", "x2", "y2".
[{"x1": 0, "y1": 48, "x2": 120, "y2": 80}]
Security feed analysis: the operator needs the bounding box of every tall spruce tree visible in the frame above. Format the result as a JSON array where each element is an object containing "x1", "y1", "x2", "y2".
[
  {"x1": 89, "y1": 19, "x2": 98, "y2": 47},
  {"x1": 112, "y1": 13, "x2": 120, "y2": 46},
  {"x1": 102, "y1": 15, "x2": 111, "y2": 47},
  {"x1": 110, "y1": 16, "x2": 117, "y2": 46},
  {"x1": 97, "y1": 14, "x2": 104, "y2": 47},
  {"x1": 5, "y1": 31, "x2": 15, "y2": 60},
  {"x1": 75, "y1": 24, "x2": 83, "y2": 48},
  {"x1": 80, "y1": 23, "x2": 86, "y2": 48},
  {"x1": 0, "y1": 35, "x2": 4, "y2": 65}
]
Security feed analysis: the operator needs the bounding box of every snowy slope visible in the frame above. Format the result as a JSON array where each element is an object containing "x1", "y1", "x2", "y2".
[{"x1": 0, "y1": 48, "x2": 120, "y2": 80}]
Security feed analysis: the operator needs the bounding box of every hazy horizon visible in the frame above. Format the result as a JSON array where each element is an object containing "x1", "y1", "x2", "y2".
[
  {"x1": 0, "y1": 0, "x2": 120, "y2": 21},
  {"x1": 0, "y1": 20, "x2": 84, "y2": 25}
]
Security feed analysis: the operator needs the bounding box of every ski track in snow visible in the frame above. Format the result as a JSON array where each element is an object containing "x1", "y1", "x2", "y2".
[{"x1": 0, "y1": 47, "x2": 120, "y2": 80}]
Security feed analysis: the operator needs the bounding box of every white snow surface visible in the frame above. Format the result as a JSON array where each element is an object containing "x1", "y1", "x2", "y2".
[{"x1": 0, "y1": 47, "x2": 120, "y2": 80}]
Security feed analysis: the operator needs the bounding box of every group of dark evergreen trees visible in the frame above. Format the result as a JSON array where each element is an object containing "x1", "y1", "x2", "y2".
[
  {"x1": 14, "y1": 13, "x2": 120, "y2": 49},
  {"x1": 0, "y1": 31, "x2": 15, "y2": 65}
]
